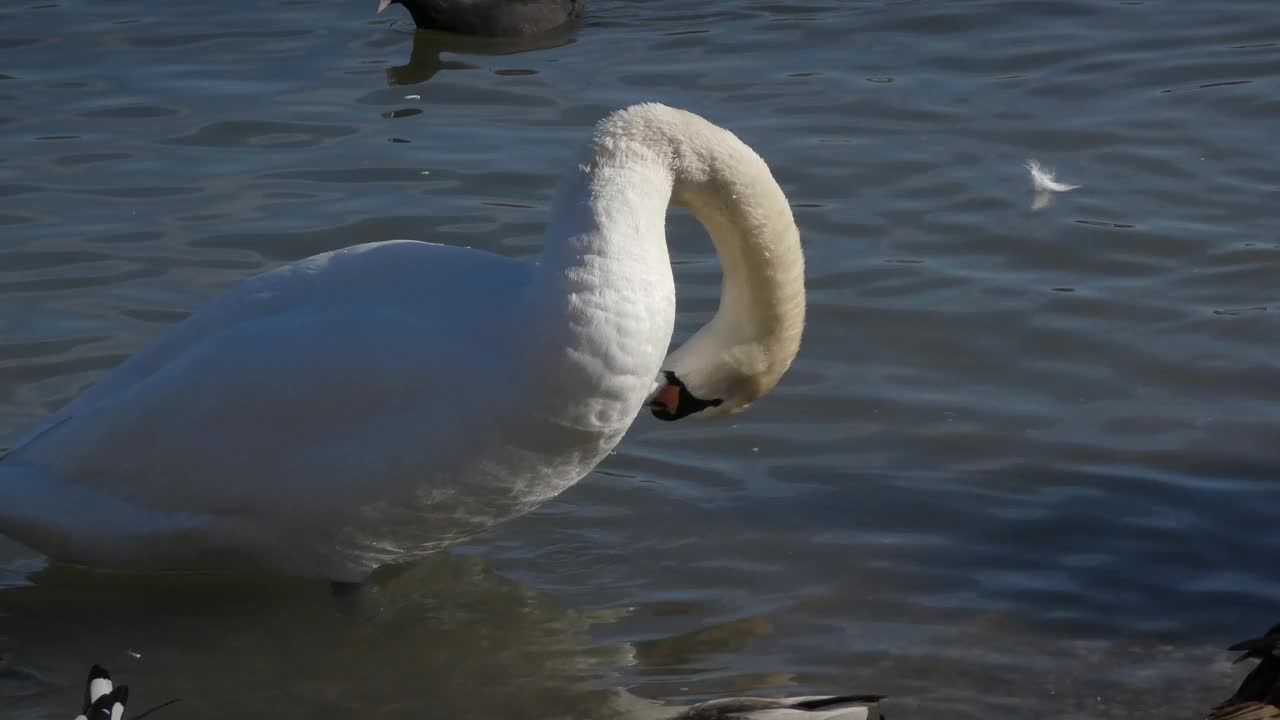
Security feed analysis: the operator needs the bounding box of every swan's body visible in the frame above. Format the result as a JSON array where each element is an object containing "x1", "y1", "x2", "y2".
[
  {"x1": 0, "y1": 104, "x2": 805, "y2": 582},
  {"x1": 377, "y1": 0, "x2": 579, "y2": 36}
]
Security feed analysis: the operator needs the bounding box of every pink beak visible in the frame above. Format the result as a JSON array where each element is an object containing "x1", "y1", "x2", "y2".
[{"x1": 376, "y1": 0, "x2": 392, "y2": 13}]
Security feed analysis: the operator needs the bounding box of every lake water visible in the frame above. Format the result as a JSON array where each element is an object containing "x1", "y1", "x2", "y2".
[{"x1": 2, "y1": 0, "x2": 1279, "y2": 717}]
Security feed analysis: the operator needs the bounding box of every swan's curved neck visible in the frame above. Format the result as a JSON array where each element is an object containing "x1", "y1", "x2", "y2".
[{"x1": 531, "y1": 104, "x2": 804, "y2": 429}]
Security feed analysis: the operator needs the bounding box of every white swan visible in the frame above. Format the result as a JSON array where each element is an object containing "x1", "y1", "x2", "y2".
[{"x1": 0, "y1": 103, "x2": 805, "y2": 582}]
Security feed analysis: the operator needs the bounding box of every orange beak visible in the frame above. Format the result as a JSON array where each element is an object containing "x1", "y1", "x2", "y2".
[{"x1": 650, "y1": 383, "x2": 681, "y2": 415}]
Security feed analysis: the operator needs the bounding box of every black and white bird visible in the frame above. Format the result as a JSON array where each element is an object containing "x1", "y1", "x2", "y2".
[
  {"x1": 1209, "y1": 623, "x2": 1280, "y2": 720},
  {"x1": 668, "y1": 693, "x2": 885, "y2": 720},
  {"x1": 74, "y1": 665, "x2": 127, "y2": 720}
]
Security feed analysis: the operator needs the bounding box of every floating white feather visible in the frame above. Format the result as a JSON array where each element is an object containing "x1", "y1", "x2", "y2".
[
  {"x1": 1025, "y1": 159, "x2": 1080, "y2": 193},
  {"x1": 1026, "y1": 158, "x2": 1079, "y2": 210}
]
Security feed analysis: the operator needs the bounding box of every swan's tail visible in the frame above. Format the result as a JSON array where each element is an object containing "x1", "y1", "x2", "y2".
[
  {"x1": 0, "y1": 462, "x2": 205, "y2": 568},
  {"x1": 0, "y1": 462, "x2": 90, "y2": 562},
  {"x1": 75, "y1": 664, "x2": 128, "y2": 720}
]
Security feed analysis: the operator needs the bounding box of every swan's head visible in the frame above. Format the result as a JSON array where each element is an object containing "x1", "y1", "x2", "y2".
[{"x1": 647, "y1": 295, "x2": 804, "y2": 421}]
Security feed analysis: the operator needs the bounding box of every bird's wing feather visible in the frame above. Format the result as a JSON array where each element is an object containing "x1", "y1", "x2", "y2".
[
  {"x1": 1209, "y1": 702, "x2": 1280, "y2": 720},
  {"x1": 680, "y1": 695, "x2": 879, "y2": 720}
]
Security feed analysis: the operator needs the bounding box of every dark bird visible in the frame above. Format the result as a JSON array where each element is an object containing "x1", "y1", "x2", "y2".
[
  {"x1": 376, "y1": 0, "x2": 581, "y2": 36},
  {"x1": 1209, "y1": 622, "x2": 1280, "y2": 720},
  {"x1": 383, "y1": 19, "x2": 574, "y2": 86},
  {"x1": 669, "y1": 693, "x2": 886, "y2": 720},
  {"x1": 74, "y1": 665, "x2": 127, "y2": 720}
]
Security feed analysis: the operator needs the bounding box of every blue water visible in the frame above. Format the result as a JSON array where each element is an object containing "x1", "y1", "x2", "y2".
[{"x1": 2, "y1": 0, "x2": 1279, "y2": 717}]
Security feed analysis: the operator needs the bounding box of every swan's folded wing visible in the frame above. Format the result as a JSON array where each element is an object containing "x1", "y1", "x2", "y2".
[
  {"x1": 9, "y1": 240, "x2": 525, "y2": 455},
  {"x1": 7, "y1": 243, "x2": 531, "y2": 519},
  {"x1": 11, "y1": 310, "x2": 442, "y2": 509}
]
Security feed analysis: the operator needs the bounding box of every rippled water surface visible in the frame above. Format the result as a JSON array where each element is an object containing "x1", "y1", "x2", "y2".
[{"x1": 3, "y1": 0, "x2": 1280, "y2": 717}]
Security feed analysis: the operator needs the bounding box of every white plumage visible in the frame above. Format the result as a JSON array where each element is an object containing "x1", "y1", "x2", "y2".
[{"x1": 0, "y1": 104, "x2": 806, "y2": 582}]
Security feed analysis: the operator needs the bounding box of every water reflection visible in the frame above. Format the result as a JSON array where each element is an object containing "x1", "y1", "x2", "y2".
[
  {"x1": 0, "y1": 550, "x2": 643, "y2": 719},
  {"x1": 385, "y1": 27, "x2": 576, "y2": 86}
]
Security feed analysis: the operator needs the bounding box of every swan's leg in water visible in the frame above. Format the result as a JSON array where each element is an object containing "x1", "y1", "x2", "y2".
[{"x1": 329, "y1": 580, "x2": 384, "y2": 620}]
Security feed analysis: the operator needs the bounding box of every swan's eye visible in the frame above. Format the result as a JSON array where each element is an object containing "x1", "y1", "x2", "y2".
[{"x1": 648, "y1": 371, "x2": 722, "y2": 421}]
